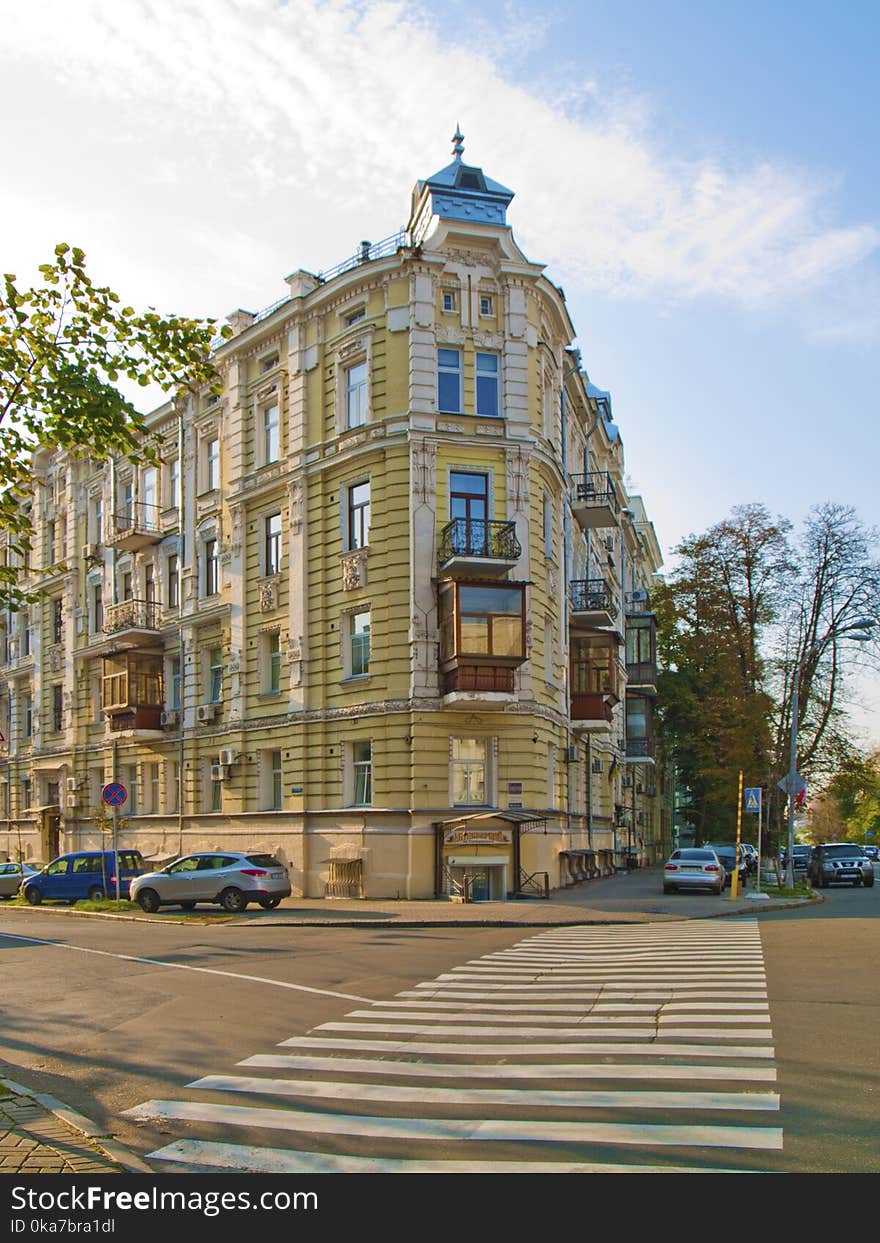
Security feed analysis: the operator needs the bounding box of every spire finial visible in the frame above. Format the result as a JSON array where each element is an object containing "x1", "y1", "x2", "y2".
[{"x1": 452, "y1": 124, "x2": 464, "y2": 161}]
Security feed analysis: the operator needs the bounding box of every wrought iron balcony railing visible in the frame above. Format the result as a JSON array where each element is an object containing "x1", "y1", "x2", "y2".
[
  {"x1": 103, "y1": 599, "x2": 161, "y2": 635},
  {"x1": 626, "y1": 737, "x2": 655, "y2": 760},
  {"x1": 569, "y1": 578, "x2": 619, "y2": 621},
  {"x1": 438, "y1": 518, "x2": 521, "y2": 566},
  {"x1": 107, "y1": 502, "x2": 161, "y2": 543},
  {"x1": 570, "y1": 471, "x2": 620, "y2": 516}
]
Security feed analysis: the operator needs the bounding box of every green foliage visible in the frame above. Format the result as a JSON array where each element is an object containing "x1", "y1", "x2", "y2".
[
  {"x1": 826, "y1": 752, "x2": 880, "y2": 843},
  {"x1": 0, "y1": 244, "x2": 231, "y2": 609}
]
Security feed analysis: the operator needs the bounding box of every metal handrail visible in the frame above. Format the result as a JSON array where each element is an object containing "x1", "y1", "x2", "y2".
[
  {"x1": 103, "y1": 599, "x2": 161, "y2": 634},
  {"x1": 570, "y1": 471, "x2": 620, "y2": 515},
  {"x1": 569, "y1": 578, "x2": 619, "y2": 619},
  {"x1": 517, "y1": 869, "x2": 550, "y2": 899},
  {"x1": 108, "y1": 502, "x2": 161, "y2": 537},
  {"x1": 438, "y1": 518, "x2": 521, "y2": 565},
  {"x1": 317, "y1": 230, "x2": 409, "y2": 283}
]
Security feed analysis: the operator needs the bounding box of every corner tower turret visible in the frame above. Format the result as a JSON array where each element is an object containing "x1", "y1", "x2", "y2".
[{"x1": 408, "y1": 127, "x2": 515, "y2": 244}]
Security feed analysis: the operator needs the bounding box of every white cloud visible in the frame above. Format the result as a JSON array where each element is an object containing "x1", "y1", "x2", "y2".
[{"x1": 1, "y1": 0, "x2": 876, "y2": 316}]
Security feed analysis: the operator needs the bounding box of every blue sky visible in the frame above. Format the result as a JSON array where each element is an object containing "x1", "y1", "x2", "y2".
[{"x1": 2, "y1": 0, "x2": 878, "y2": 735}]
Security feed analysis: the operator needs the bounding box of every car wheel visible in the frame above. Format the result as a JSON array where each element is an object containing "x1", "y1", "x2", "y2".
[
  {"x1": 137, "y1": 888, "x2": 161, "y2": 914},
  {"x1": 24, "y1": 885, "x2": 42, "y2": 905},
  {"x1": 662, "y1": 884, "x2": 675, "y2": 895},
  {"x1": 180, "y1": 901, "x2": 197, "y2": 911},
  {"x1": 87, "y1": 886, "x2": 105, "y2": 901},
  {"x1": 220, "y1": 887, "x2": 248, "y2": 913},
  {"x1": 714, "y1": 884, "x2": 724, "y2": 895},
  {"x1": 864, "y1": 876, "x2": 875, "y2": 888},
  {"x1": 258, "y1": 896, "x2": 281, "y2": 910}
]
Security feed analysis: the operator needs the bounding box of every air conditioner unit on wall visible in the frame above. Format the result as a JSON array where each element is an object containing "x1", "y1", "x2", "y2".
[
  {"x1": 604, "y1": 537, "x2": 615, "y2": 552},
  {"x1": 563, "y1": 745, "x2": 579, "y2": 763},
  {"x1": 161, "y1": 709, "x2": 179, "y2": 728},
  {"x1": 197, "y1": 704, "x2": 217, "y2": 723},
  {"x1": 65, "y1": 777, "x2": 79, "y2": 793},
  {"x1": 218, "y1": 748, "x2": 235, "y2": 767},
  {"x1": 210, "y1": 763, "x2": 228, "y2": 782}
]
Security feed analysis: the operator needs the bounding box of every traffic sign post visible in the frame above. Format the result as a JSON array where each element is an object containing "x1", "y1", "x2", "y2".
[{"x1": 101, "y1": 783, "x2": 127, "y2": 903}]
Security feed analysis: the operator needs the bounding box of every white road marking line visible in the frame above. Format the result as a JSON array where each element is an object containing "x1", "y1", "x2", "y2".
[
  {"x1": 408, "y1": 983, "x2": 768, "y2": 995},
  {"x1": 314, "y1": 1021, "x2": 774, "y2": 1039},
  {"x1": 146, "y1": 1139, "x2": 745, "y2": 1174},
  {"x1": 0, "y1": 930, "x2": 370, "y2": 1002},
  {"x1": 239, "y1": 1054, "x2": 778, "y2": 1082},
  {"x1": 123, "y1": 1099, "x2": 784, "y2": 1150},
  {"x1": 345, "y1": 1009, "x2": 770, "y2": 1025},
  {"x1": 189, "y1": 1073, "x2": 781, "y2": 1113},
  {"x1": 277, "y1": 1036, "x2": 777, "y2": 1058},
  {"x1": 376, "y1": 999, "x2": 770, "y2": 1013}
]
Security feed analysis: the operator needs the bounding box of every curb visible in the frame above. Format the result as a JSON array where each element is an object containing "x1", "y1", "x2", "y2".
[{"x1": 1, "y1": 1075, "x2": 154, "y2": 1174}]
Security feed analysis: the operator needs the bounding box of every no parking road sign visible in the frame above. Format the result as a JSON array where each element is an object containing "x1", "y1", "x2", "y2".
[{"x1": 102, "y1": 782, "x2": 127, "y2": 807}]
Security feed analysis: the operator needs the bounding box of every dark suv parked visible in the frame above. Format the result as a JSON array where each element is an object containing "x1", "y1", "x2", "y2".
[
  {"x1": 22, "y1": 850, "x2": 145, "y2": 904},
  {"x1": 807, "y1": 843, "x2": 874, "y2": 889}
]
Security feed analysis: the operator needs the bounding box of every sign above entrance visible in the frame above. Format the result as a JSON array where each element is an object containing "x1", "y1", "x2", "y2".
[{"x1": 444, "y1": 828, "x2": 512, "y2": 846}]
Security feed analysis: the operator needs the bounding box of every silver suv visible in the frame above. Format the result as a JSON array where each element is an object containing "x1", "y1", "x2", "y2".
[
  {"x1": 807, "y1": 843, "x2": 875, "y2": 889},
  {"x1": 130, "y1": 852, "x2": 291, "y2": 913}
]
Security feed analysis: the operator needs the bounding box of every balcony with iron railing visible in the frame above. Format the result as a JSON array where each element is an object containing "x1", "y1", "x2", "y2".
[
  {"x1": 106, "y1": 502, "x2": 162, "y2": 552},
  {"x1": 103, "y1": 598, "x2": 161, "y2": 639},
  {"x1": 438, "y1": 518, "x2": 521, "y2": 577},
  {"x1": 570, "y1": 471, "x2": 621, "y2": 530},
  {"x1": 569, "y1": 577, "x2": 620, "y2": 629},
  {"x1": 626, "y1": 736, "x2": 656, "y2": 762}
]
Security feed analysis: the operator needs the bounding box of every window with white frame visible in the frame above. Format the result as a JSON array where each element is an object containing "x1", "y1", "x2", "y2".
[
  {"x1": 169, "y1": 655, "x2": 181, "y2": 709},
  {"x1": 90, "y1": 581, "x2": 103, "y2": 634},
  {"x1": 262, "y1": 630, "x2": 281, "y2": 694},
  {"x1": 442, "y1": 289, "x2": 457, "y2": 313},
  {"x1": 146, "y1": 761, "x2": 160, "y2": 814},
  {"x1": 91, "y1": 496, "x2": 103, "y2": 545},
  {"x1": 347, "y1": 481, "x2": 370, "y2": 550},
  {"x1": 547, "y1": 742, "x2": 557, "y2": 808},
  {"x1": 203, "y1": 537, "x2": 219, "y2": 596},
  {"x1": 345, "y1": 307, "x2": 366, "y2": 326},
  {"x1": 208, "y1": 760, "x2": 222, "y2": 813},
  {"x1": 543, "y1": 493, "x2": 553, "y2": 558},
  {"x1": 142, "y1": 466, "x2": 158, "y2": 514},
  {"x1": 167, "y1": 553, "x2": 179, "y2": 608},
  {"x1": 479, "y1": 292, "x2": 494, "y2": 317},
  {"x1": 260, "y1": 352, "x2": 279, "y2": 373},
  {"x1": 345, "y1": 361, "x2": 368, "y2": 428},
  {"x1": 262, "y1": 402, "x2": 280, "y2": 464},
  {"x1": 438, "y1": 348, "x2": 462, "y2": 413},
  {"x1": 451, "y1": 738, "x2": 487, "y2": 806},
  {"x1": 264, "y1": 512, "x2": 282, "y2": 576},
  {"x1": 204, "y1": 436, "x2": 220, "y2": 492},
  {"x1": 544, "y1": 615, "x2": 554, "y2": 685},
  {"x1": 264, "y1": 749, "x2": 283, "y2": 810},
  {"x1": 167, "y1": 760, "x2": 180, "y2": 814},
  {"x1": 167, "y1": 457, "x2": 180, "y2": 510},
  {"x1": 122, "y1": 764, "x2": 138, "y2": 815},
  {"x1": 348, "y1": 610, "x2": 370, "y2": 678},
  {"x1": 475, "y1": 352, "x2": 499, "y2": 417},
  {"x1": 207, "y1": 646, "x2": 223, "y2": 703},
  {"x1": 351, "y1": 740, "x2": 372, "y2": 806}
]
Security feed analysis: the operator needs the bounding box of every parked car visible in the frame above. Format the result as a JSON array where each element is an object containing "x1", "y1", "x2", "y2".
[
  {"x1": 662, "y1": 848, "x2": 726, "y2": 895},
  {"x1": 0, "y1": 861, "x2": 38, "y2": 898},
  {"x1": 703, "y1": 843, "x2": 748, "y2": 889},
  {"x1": 740, "y1": 843, "x2": 759, "y2": 873},
  {"x1": 807, "y1": 842, "x2": 875, "y2": 889},
  {"x1": 863, "y1": 844, "x2": 879, "y2": 861},
  {"x1": 780, "y1": 844, "x2": 811, "y2": 878},
  {"x1": 22, "y1": 850, "x2": 145, "y2": 905},
  {"x1": 130, "y1": 852, "x2": 291, "y2": 913}
]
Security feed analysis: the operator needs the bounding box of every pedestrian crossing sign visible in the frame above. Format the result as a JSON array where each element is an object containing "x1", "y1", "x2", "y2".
[{"x1": 744, "y1": 787, "x2": 761, "y2": 814}]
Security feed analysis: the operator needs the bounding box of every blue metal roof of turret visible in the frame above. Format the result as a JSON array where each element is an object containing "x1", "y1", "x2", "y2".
[{"x1": 411, "y1": 127, "x2": 514, "y2": 228}]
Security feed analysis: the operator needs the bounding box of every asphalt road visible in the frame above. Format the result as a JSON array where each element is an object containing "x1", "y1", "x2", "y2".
[{"x1": 0, "y1": 874, "x2": 877, "y2": 1175}]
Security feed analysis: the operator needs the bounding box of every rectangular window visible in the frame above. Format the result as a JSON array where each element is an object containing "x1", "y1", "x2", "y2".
[
  {"x1": 205, "y1": 437, "x2": 219, "y2": 491},
  {"x1": 120, "y1": 570, "x2": 133, "y2": 602},
  {"x1": 346, "y1": 308, "x2": 365, "y2": 326},
  {"x1": 121, "y1": 480, "x2": 134, "y2": 522},
  {"x1": 260, "y1": 352, "x2": 279, "y2": 372},
  {"x1": 123, "y1": 764, "x2": 138, "y2": 815},
  {"x1": 170, "y1": 656, "x2": 182, "y2": 709},
  {"x1": 52, "y1": 684, "x2": 63, "y2": 732},
  {"x1": 352, "y1": 740, "x2": 372, "y2": 806},
  {"x1": 168, "y1": 761, "x2": 180, "y2": 814},
  {"x1": 204, "y1": 538, "x2": 219, "y2": 596},
  {"x1": 349, "y1": 610, "x2": 370, "y2": 677},
  {"x1": 147, "y1": 761, "x2": 160, "y2": 814},
  {"x1": 475, "y1": 352, "x2": 499, "y2": 417},
  {"x1": 453, "y1": 584, "x2": 525, "y2": 659},
  {"x1": 452, "y1": 738, "x2": 486, "y2": 806},
  {"x1": 91, "y1": 583, "x2": 103, "y2": 634},
  {"x1": 543, "y1": 494, "x2": 553, "y2": 558},
  {"x1": 268, "y1": 750, "x2": 282, "y2": 810},
  {"x1": 46, "y1": 519, "x2": 57, "y2": 565},
  {"x1": 208, "y1": 647, "x2": 223, "y2": 703},
  {"x1": 144, "y1": 563, "x2": 156, "y2": 607},
  {"x1": 265, "y1": 631, "x2": 281, "y2": 693},
  {"x1": 167, "y1": 554, "x2": 179, "y2": 608},
  {"x1": 348, "y1": 481, "x2": 370, "y2": 550},
  {"x1": 210, "y1": 766, "x2": 222, "y2": 813},
  {"x1": 346, "y1": 361, "x2": 368, "y2": 428},
  {"x1": 264, "y1": 512, "x2": 282, "y2": 576},
  {"x1": 544, "y1": 616, "x2": 554, "y2": 685},
  {"x1": 52, "y1": 598, "x2": 63, "y2": 645},
  {"x1": 168, "y1": 458, "x2": 180, "y2": 510},
  {"x1": 142, "y1": 467, "x2": 158, "y2": 513},
  {"x1": 442, "y1": 290, "x2": 456, "y2": 312},
  {"x1": 22, "y1": 612, "x2": 31, "y2": 656},
  {"x1": 262, "y1": 403, "x2": 280, "y2": 463},
  {"x1": 438, "y1": 348, "x2": 462, "y2": 413},
  {"x1": 479, "y1": 294, "x2": 493, "y2": 317},
  {"x1": 91, "y1": 497, "x2": 103, "y2": 545}
]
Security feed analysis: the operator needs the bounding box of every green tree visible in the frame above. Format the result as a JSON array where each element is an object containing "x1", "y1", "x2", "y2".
[
  {"x1": 825, "y1": 751, "x2": 880, "y2": 844},
  {"x1": 0, "y1": 244, "x2": 229, "y2": 608}
]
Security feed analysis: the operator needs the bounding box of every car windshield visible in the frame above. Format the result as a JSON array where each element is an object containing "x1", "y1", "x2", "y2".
[{"x1": 823, "y1": 845, "x2": 865, "y2": 858}]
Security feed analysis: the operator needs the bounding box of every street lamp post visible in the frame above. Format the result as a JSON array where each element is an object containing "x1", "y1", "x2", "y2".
[{"x1": 784, "y1": 618, "x2": 876, "y2": 889}]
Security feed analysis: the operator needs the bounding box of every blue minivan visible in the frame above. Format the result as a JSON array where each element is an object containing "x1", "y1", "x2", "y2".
[{"x1": 21, "y1": 850, "x2": 145, "y2": 904}]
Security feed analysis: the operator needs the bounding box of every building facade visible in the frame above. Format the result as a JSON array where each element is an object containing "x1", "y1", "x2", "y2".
[{"x1": 0, "y1": 135, "x2": 671, "y2": 897}]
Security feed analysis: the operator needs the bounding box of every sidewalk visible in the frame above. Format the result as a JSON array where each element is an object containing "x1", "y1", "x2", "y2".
[{"x1": 0, "y1": 867, "x2": 818, "y2": 1175}]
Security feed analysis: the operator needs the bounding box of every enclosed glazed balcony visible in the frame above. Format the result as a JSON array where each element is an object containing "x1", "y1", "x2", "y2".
[
  {"x1": 570, "y1": 632, "x2": 619, "y2": 733},
  {"x1": 438, "y1": 518, "x2": 521, "y2": 578},
  {"x1": 102, "y1": 653, "x2": 164, "y2": 734},
  {"x1": 106, "y1": 502, "x2": 162, "y2": 552},
  {"x1": 626, "y1": 693, "x2": 655, "y2": 764},
  {"x1": 570, "y1": 472, "x2": 621, "y2": 530},
  {"x1": 625, "y1": 613, "x2": 658, "y2": 691},
  {"x1": 569, "y1": 577, "x2": 620, "y2": 630},
  {"x1": 438, "y1": 579, "x2": 526, "y2": 708}
]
